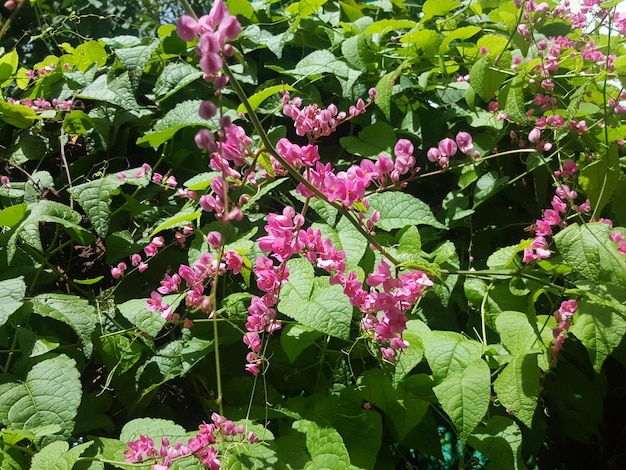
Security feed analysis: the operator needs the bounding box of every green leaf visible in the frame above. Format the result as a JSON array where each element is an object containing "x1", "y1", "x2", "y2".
[
  {"x1": 154, "y1": 62, "x2": 203, "y2": 102},
  {"x1": 422, "y1": 329, "x2": 483, "y2": 382},
  {"x1": 554, "y1": 222, "x2": 626, "y2": 287},
  {"x1": 392, "y1": 319, "x2": 425, "y2": 387},
  {"x1": 421, "y1": 0, "x2": 461, "y2": 21},
  {"x1": 0, "y1": 355, "x2": 81, "y2": 438},
  {"x1": 68, "y1": 168, "x2": 149, "y2": 238},
  {"x1": 570, "y1": 284, "x2": 626, "y2": 372},
  {"x1": 279, "y1": 259, "x2": 353, "y2": 340},
  {"x1": 117, "y1": 294, "x2": 185, "y2": 337},
  {"x1": 0, "y1": 50, "x2": 18, "y2": 85},
  {"x1": 62, "y1": 110, "x2": 94, "y2": 135},
  {"x1": 113, "y1": 40, "x2": 160, "y2": 89},
  {"x1": 150, "y1": 208, "x2": 202, "y2": 237},
  {"x1": 281, "y1": 324, "x2": 323, "y2": 363},
  {"x1": 493, "y1": 354, "x2": 539, "y2": 428},
  {"x1": 469, "y1": 56, "x2": 508, "y2": 102},
  {"x1": 367, "y1": 192, "x2": 443, "y2": 231},
  {"x1": 375, "y1": 66, "x2": 402, "y2": 120},
  {"x1": 495, "y1": 311, "x2": 544, "y2": 357},
  {"x1": 304, "y1": 421, "x2": 351, "y2": 469},
  {"x1": 137, "y1": 100, "x2": 223, "y2": 148},
  {"x1": 579, "y1": 144, "x2": 620, "y2": 217},
  {"x1": 467, "y1": 416, "x2": 526, "y2": 470},
  {"x1": 31, "y1": 441, "x2": 94, "y2": 470},
  {"x1": 285, "y1": 0, "x2": 329, "y2": 18},
  {"x1": 440, "y1": 26, "x2": 481, "y2": 54},
  {"x1": 0, "y1": 277, "x2": 26, "y2": 327},
  {"x1": 120, "y1": 417, "x2": 187, "y2": 444},
  {"x1": 359, "y1": 368, "x2": 430, "y2": 440},
  {"x1": 78, "y1": 73, "x2": 142, "y2": 111},
  {"x1": 71, "y1": 40, "x2": 108, "y2": 72},
  {"x1": 237, "y1": 84, "x2": 296, "y2": 114},
  {"x1": 339, "y1": 121, "x2": 396, "y2": 157},
  {"x1": 31, "y1": 294, "x2": 98, "y2": 358},
  {"x1": 433, "y1": 360, "x2": 490, "y2": 441},
  {"x1": 473, "y1": 170, "x2": 508, "y2": 208},
  {"x1": 136, "y1": 335, "x2": 214, "y2": 394},
  {"x1": 7, "y1": 200, "x2": 90, "y2": 262},
  {"x1": 312, "y1": 216, "x2": 368, "y2": 266},
  {"x1": 503, "y1": 75, "x2": 528, "y2": 124},
  {"x1": 0, "y1": 98, "x2": 39, "y2": 128}
]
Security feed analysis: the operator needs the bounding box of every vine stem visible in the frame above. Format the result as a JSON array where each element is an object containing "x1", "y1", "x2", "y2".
[{"x1": 221, "y1": 63, "x2": 400, "y2": 267}]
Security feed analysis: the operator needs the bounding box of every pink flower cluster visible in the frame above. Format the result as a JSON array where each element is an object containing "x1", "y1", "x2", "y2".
[
  {"x1": 276, "y1": 135, "x2": 419, "y2": 209},
  {"x1": 426, "y1": 132, "x2": 476, "y2": 169},
  {"x1": 176, "y1": 0, "x2": 240, "y2": 83},
  {"x1": 124, "y1": 413, "x2": 258, "y2": 469},
  {"x1": 339, "y1": 259, "x2": 433, "y2": 363},
  {"x1": 7, "y1": 97, "x2": 73, "y2": 113},
  {"x1": 243, "y1": 204, "x2": 434, "y2": 369},
  {"x1": 550, "y1": 299, "x2": 577, "y2": 363},
  {"x1": 281, "y1": 88, "x2": 375, "y2": 141}
]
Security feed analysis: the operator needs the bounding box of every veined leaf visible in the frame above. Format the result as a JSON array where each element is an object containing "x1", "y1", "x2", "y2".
[
  {"x1": 237, "y1": 84, "x2": 296, "y2": 114},
  {"x1": 31, "y1": 293, "x2": 98, "y2": 358},
  {"x1": 467, "y1": 416, "x2": 526, "y2": 470},
  {"x1": 68, "y1": 167, "x2": 150, "y2": 238},
  {"x1": 154, "y1": 62, "x2": 203, "y2": 101},
  {"x1": 367, "y1": 192, "x2": 443, "y2": 231},
  {"x1": 0, "y1": 277, "x2": 26, "y2": 327},
  {"x1": 554, "y1": 222, "x2": 626, "y2": 287},
  {"x1": 279, "y1": 258, "x2": 353, "y2": 340},
  {"x1": 493, "y1": 354, "x2": 540, "y2": 428},
  {"x1": 78, "y1": 72, "x2": 142, "y2": 111},
  {"x1": 0, "y1": 355, "x2": 81, "y2": 438},
  {"x1": 304, "y1": 421, "x2": 351, "y2": 469},
  {"x1": 433, "y1": 360, "x2": 490, "y2": 441}
]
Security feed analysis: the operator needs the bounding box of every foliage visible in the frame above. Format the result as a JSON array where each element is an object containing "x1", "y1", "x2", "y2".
[{"x1": 1, "y1": 0, "x2": 626, "y2": 468}]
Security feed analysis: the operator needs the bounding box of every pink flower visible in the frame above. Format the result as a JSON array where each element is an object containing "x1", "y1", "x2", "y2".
[
  {"x1": 438, "y1": 138, "x2": 457, "y2": 157},
  {"x1": 111, "y1": 262, "x2": 127, "y2": 279},
  {"x1": 455, "y1": 132, "x2": 473, "y2": 155}
]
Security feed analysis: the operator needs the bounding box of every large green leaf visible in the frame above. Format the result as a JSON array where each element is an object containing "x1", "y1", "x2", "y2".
[
  {"x1": 137, "y1": 100, "x2": 222, "y2": 148},
  {"x1": 470, "y1": 56, "x2": 508, "y2": 102},
  {"x1": 359, "y1": 368, "x2": 430, "y2": 441},
  {"x1": 374, "y1": 66, "x2": 402, "y2": 120},
  {"x1": 154, "y1": 62, "x2": 203, "y2": 102},
  {"x1": 421, "y1": 328, "x2": 483, "y2": 382},
  {"x1": 113, "y1": 40, "x2": 160, "y2": 89},
  {"x1": 495, "y1": 311, "x2": 544, "y2": 357},
  {"x1": 339, "y1": 121, "x2": 396, "y2": 157},
  {"x1": 31, "y1": 441, "x2": 94, "y2": 470},
  {"x1": 0, "y1": 277, "x2": 26, "y2": 327},
  {"x1": 367, "y1": 192, "x2": 443, "y2": 231},
  {"x1": 433, "y1": 360, "x2": 490, "y2": 442},
  {"x1": 278, "y1": 258, "x2": 353, "y2": 340},
  {"x1": 392, "y1": 319, "x2": 425, "y2": 387},
  {"x1": 570, "y1": 282, "x2": 626, "y2": 372},
  {"x1": 136, "y1": 334, "x2": 214, "y2": 395},
  {"x1": 117, "y1": 293, "x2": 184, "y2": 337},
  {"x1": 579, "y1": 144, "x2": 620, "y2": 217},
  {"x1": 493, "y1": 354, "x2": 539, "y2": 428},
  {"x1": 0, "y1": 98, "x2": 39, "y2": 128},
  {"x1": 0, "y1": 355, "x2": 81, "y2": 438},
  {"x1": 312, "y1": 216, "x2": 368, "y2": 267},
  {"x1": 78, "y1": 72, "x2": 142, "y2": 111},
  {"x1": 304, "y1": 421, "x2": 351, "y2": 469},
  {"x1": 31, "y1": 294, "x2": 98, "y2": 358},
  {"x1": 7, "y1": 200, "x2": 92, "y2": 262},
  {"x1": 467, "y1": 416, "x2": 527, "y2": 470},
  {"x1": 68, "y1": 167, "x2": 150, "y2": 238},
  {"x1": 554, "y1": 222, "x2": 626, "y2": 287},
  {"x1": 280, "y1": 324, "x2": 323, "y2": 363}
]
